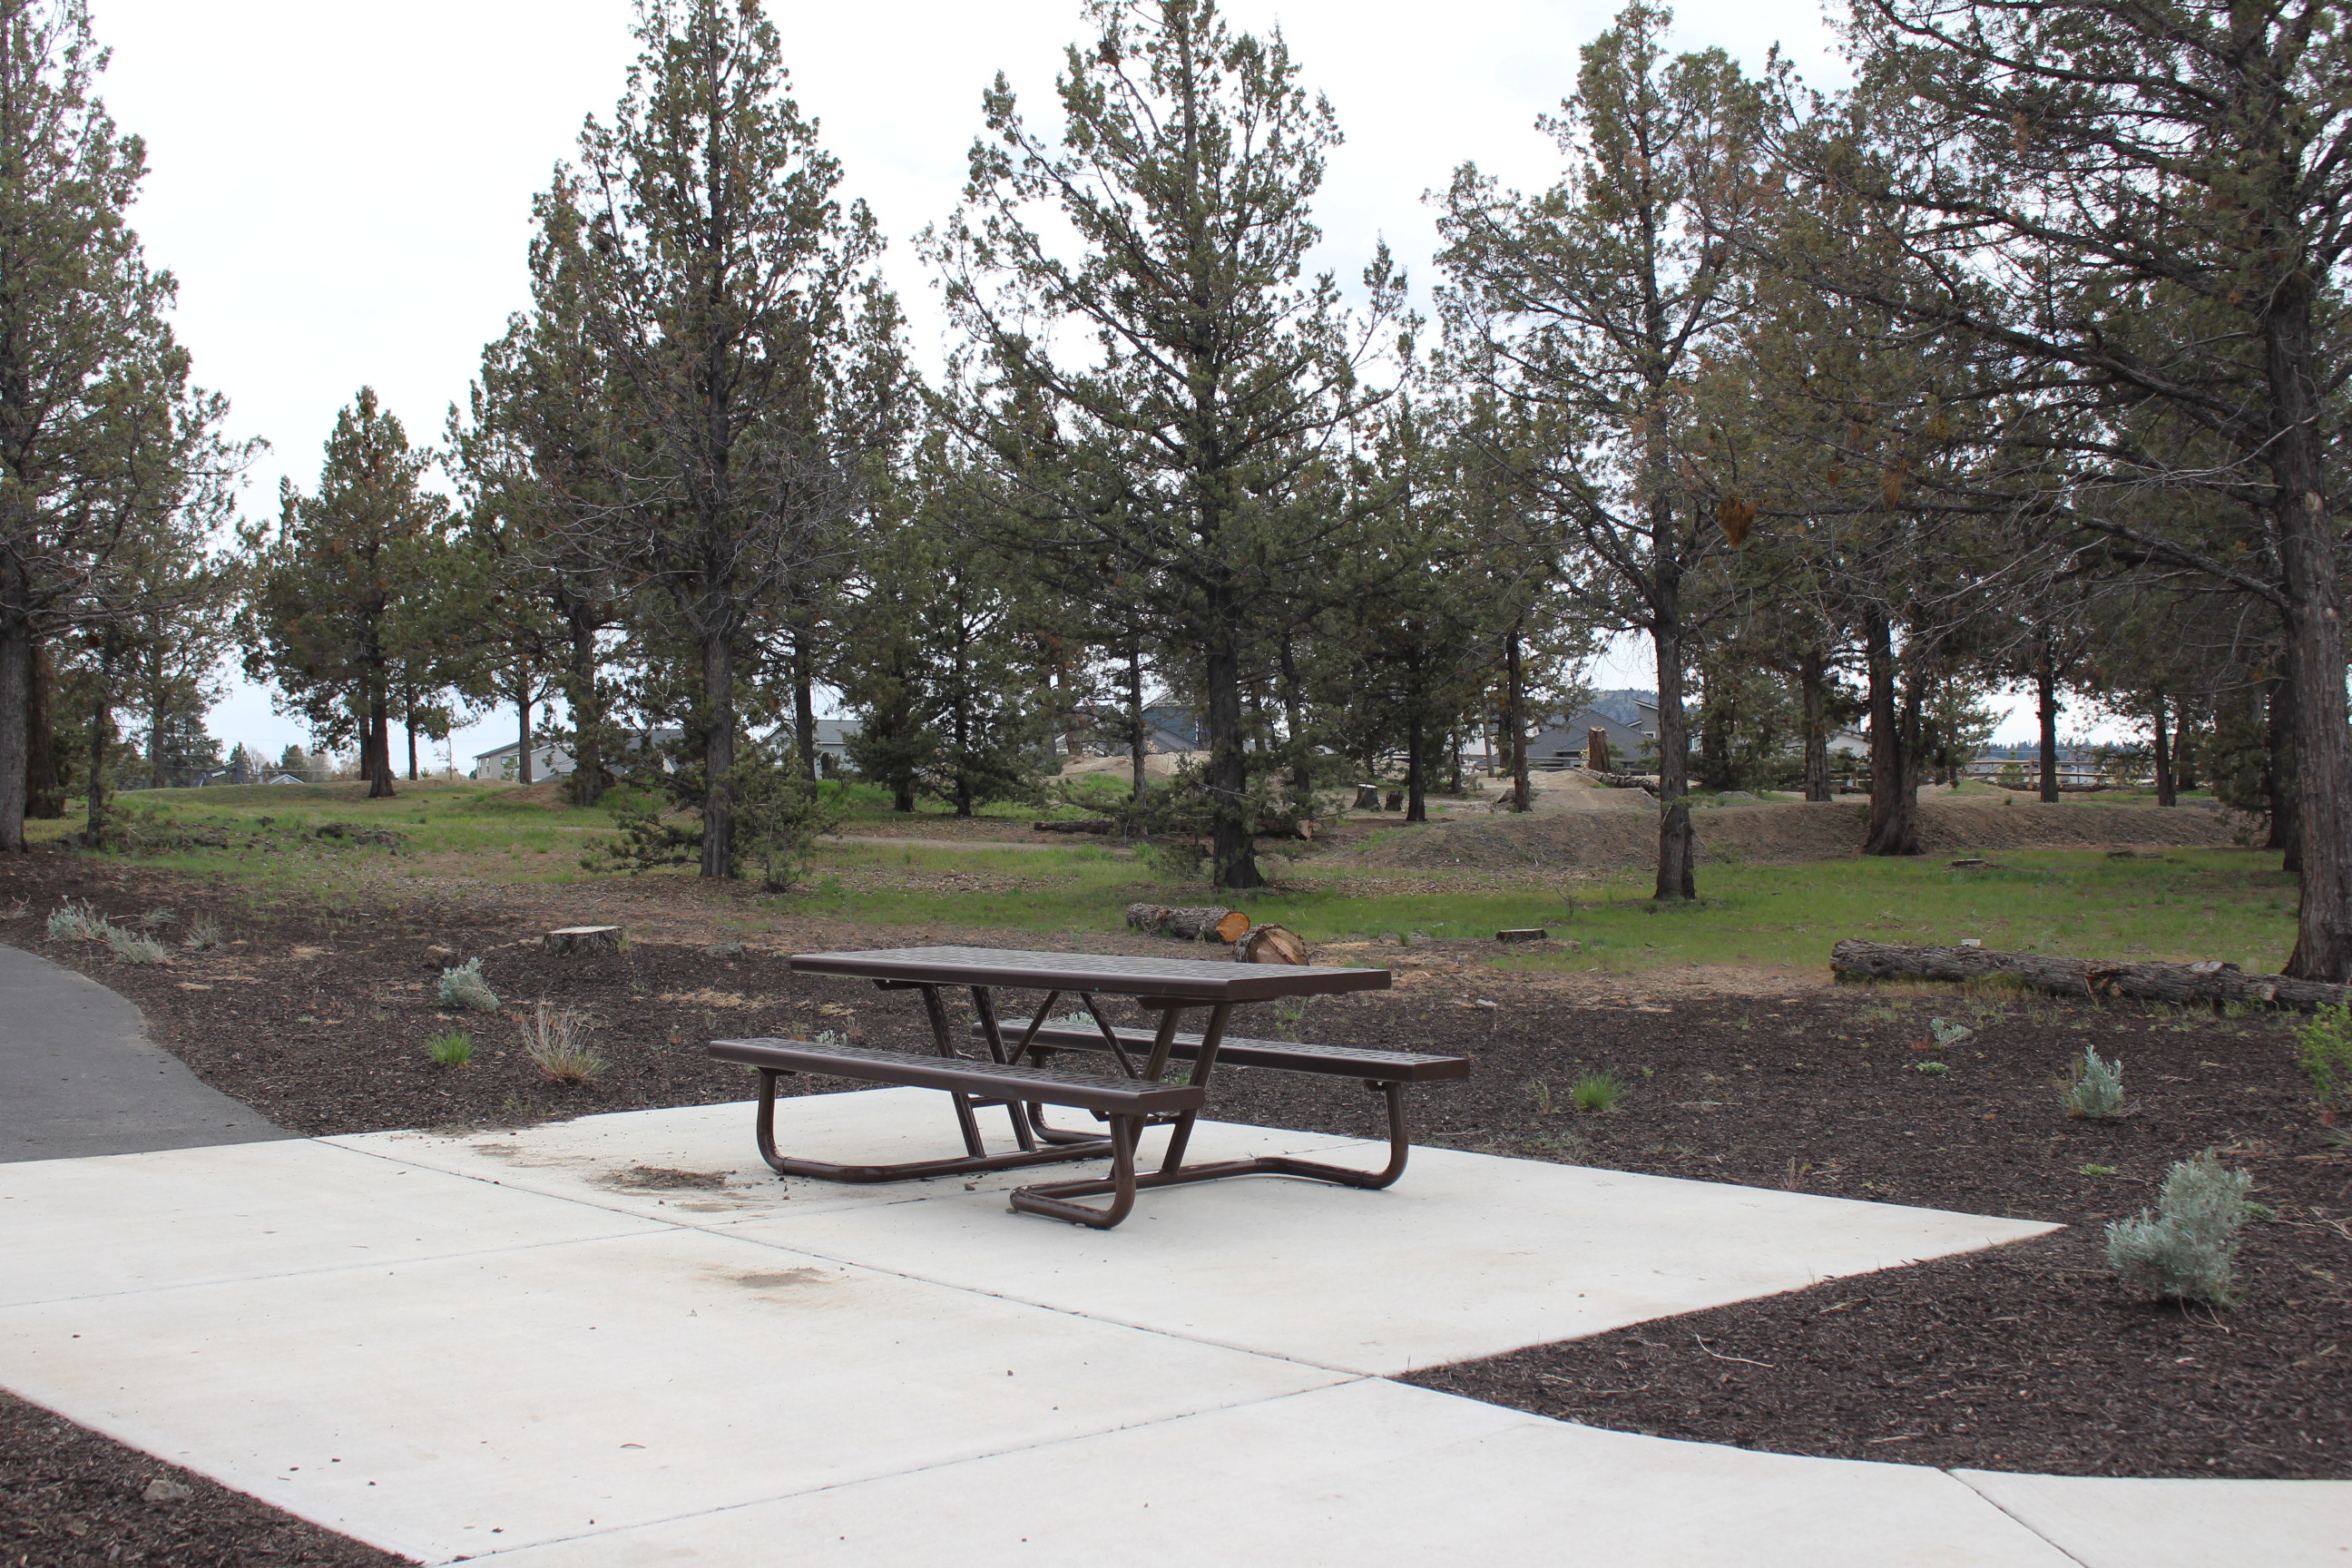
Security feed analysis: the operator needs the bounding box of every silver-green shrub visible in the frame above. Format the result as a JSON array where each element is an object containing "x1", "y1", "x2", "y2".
[
  {"x1": 2065, "y1": 1046, "x2": 2126, "y2": 1119},
  {"x1": 103, "y1": 926, "x2": 171, "y2": 965},
  {"x1": 2104, "y1": 1150, "x2": 2256, "y2": 1305},
  {"x1": 437, "y1": 957, "x2": 499, "y2": 1013},
  {"x1": 47, "y1": 900, "x2": 108, "y2": 941}
]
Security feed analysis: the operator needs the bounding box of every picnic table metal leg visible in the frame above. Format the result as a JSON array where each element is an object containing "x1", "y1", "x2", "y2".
[
  {"x1": 968, "y1": 986, "x2": 1041, "y2": 1152},
  {"x1": 1007, "y1": 1114, "x2": 1140, "y2": 1229}
]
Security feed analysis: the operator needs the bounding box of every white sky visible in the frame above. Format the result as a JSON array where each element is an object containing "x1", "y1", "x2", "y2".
[{"x1": 81, "y1": 0, "x2": 2081, "y2": 766}]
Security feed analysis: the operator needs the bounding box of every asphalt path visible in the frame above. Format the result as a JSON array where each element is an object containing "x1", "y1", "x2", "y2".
[{"x1": 0, "y1": 942, "x2": 291, "y2": 1162}]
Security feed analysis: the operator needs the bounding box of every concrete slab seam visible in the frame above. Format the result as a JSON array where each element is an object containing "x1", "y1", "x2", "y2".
[
  {"x1": 444, "y1": 1377, "x2": 1379, "y2": 1565},
  {"x1": 692, "y1": 1212, "x2": 1398, "y2": 1379},
  {"x1": 1, "y1": 1219, "x2": 688, "y2": 1311},
  {"x1": 1948, "y1": 1470, "x2": 2095, "y2": 1568}
]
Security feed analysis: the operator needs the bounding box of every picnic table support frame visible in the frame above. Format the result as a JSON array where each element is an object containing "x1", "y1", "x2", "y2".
[{"x1": 754, "y1": 945, "x2": 1411, "y2": 1227}]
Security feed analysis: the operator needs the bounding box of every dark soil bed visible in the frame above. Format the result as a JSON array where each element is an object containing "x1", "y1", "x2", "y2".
[
  {"x1": 3, "y1": 845, "x2": 2347, "y2": 1496},
  {"x1": 0, "y1": 1387, "x2": 415, "y2": 1566}
]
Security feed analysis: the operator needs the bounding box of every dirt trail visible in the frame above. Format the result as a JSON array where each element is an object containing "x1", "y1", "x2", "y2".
[{"x1": 1342, "y1": 798, "x2": 2241, "y2": 872}]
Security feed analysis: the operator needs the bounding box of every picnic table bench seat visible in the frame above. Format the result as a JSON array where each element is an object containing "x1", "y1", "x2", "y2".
[
  {"x1": 710, "y1": 1036, "x2": 1205, "y2": 1115},
  {"x1": 979, "y1": 1019, "x2": 1470, "y2": 1083}
]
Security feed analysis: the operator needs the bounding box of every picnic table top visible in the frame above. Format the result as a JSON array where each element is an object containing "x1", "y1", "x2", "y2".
[{"x1": 788, "y1": 944, "x2": 1392, "y2": 1003}]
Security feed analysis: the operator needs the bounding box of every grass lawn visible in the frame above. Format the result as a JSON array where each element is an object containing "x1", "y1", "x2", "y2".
[{"x1": 29, "y1": 779, "x2": 2299, "y2": 976}]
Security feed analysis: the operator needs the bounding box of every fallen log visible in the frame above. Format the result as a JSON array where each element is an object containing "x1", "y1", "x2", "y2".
[
  {"x1": 1828, "y1": 938, "x2": 2352, "y2": 1011},
  {"x1": 1234, "y1": 924, "x2": 1308, "y2": 965},
  {"x1": 544, "y1": 925, "x2": 623, "y2": 956},
  {"x1": 1033, "y1": 818, "x2": 1118, "y2": 834},
  {"x1": 1126, "y1": 904, "x2": 1251, "y2": 944}
]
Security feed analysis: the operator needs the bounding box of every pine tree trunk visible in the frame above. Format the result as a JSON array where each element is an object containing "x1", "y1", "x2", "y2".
[
  {"x1": 1506, "y1": 622, "x2": 1530, "y2": 812},
  {"x1": 2036, "y1": 642, "x2": 2060, "y2": 804},
  {"x1": 2152, "y1": 691, "x2": 2175, "y2": 808},
  {"x1": 701, "y1": 625, "x2": 734, "y2": 878},
  {"x1": 1404, "y1": 709, "x2": 1427, "y2": 823},
  {"x1": 515, "y1": 681, "x2": 535, "y2": 787},
  {"x1": 1651, "y1": 595, "x2": 1696, "y2": 901},
  {"x1": 1279, "y1": 632, "x2": 1311, "y2": 808},
  {"x1": 1862, "y1": 605, "x2": 1920, "y2": 856},
  {"x1": 366, "y1": 686, "x2": 397, "y2": 799},
  {"x1": 1127, "y1": 641, "x2": 1147, "y2": 803},
  {"x1": 2272, "y1": 278, "x2": 2347, "y2": 974},
  {"x1": 565, "y1": 603, "x2": 605, "y2": 808},
  {"x1": 0, "y1": 604, "x2": 30, "y2": 851},
  {"x1": 1800, "y1": 646, "x2": 1830, "y2": 802},
  {"x1": 1203, "y1": 596, "x2": 1262, "y2": 891},
  {"x1": 83, "y1": 668, "x2": 111, "y2": 847},
  {"x1": 2267, "y1": 671, "x2": 2300, "y2": 871},
  {"x1": 792, "y1": 627, "x2": 818, "y2": 790},
  {"x1": 25, "y1": 632, "x2": 63, "y2": 818}
]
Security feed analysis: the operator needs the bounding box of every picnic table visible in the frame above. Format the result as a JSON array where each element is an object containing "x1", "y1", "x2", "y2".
[{"x1": 708, "y1": 944, "x2": 1469, "y2": 1229}]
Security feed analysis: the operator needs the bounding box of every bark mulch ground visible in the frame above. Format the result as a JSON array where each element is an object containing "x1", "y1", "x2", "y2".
[
  {"x1": 0, "y1": 1388, "x2": 415, "y2": 1567},
  {"x1": 0, "y1": 844, "x2": 2345, "y2": 1542}
]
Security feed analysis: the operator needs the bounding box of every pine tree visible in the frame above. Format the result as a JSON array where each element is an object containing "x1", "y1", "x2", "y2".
[
  {"x1": 933, "y1": 0, "x2": 1403, "y2": 890},
  {"x1": 242, "y1": 389, "x2": 450, "y2": 800},
  {"x1": 1438, "y1": 2, "x2": 1774, "y2": 898},
  {"x1": 1807, "y1": 0, "x2": 2352, "y2": 975},
  {"x1": 572, "y1": 0, "x2": 903, "y2": 877},
  {"x1": 0, "y1": 0, "x2": 236, "y2": 849}
]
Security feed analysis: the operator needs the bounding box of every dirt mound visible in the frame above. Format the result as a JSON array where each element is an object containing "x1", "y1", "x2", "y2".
[{"x1": 1344, "y1": 798, "x2": 2239, "y2": 871}]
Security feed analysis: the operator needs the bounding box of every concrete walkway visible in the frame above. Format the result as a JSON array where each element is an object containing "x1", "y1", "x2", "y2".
[
  {"x1": 0, "y1": 942, "x2": 290, "y2": 1162},
  {"x1": 3, "y1": 1092, "x2": 2344, "y2": 1565}
]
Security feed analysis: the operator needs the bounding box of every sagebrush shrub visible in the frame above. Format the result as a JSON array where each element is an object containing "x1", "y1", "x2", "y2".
[
  {"x1": 2104, "y1": 1150, "x2": 2257, "y2": 1305},
  {"x1": 2066, "y1": 1046, "x2": 2126, "y2": 1119},
  {"x1": 47, "y1": 900, "x2": 108, "y2": 942},
  {"x1": 2293, "y1": 1003, "x2": 2352, "y2": 1112},
  {"x1": 103, "y1": 926, "x2": 170, "y2": 965},
  {"x1": 437, "y1": 958, "x2": 499, "y2": 1013}
]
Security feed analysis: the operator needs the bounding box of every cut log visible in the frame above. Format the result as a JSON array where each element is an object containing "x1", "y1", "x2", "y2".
[
  {"x1": 1126, "y1": 904, "x2": 1251, "y2": 944},
  {"x1": 1495, "y1": 927, "x2": 1549, "y2": 943},
  {"x1": 1234, "y1": 924, "x2": 1308, "y2": 965},
  {"x1": 1829, "y1": 938, "x2": 2352, "y2": 1012},
  {"x1": 544, "y1": 926, "x2": 623, "y2": 956}
]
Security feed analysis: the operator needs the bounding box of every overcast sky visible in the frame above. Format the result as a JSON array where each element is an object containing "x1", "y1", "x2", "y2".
[{"x1": 80, "y1": 0, "x2": 2072, "y2": 768}]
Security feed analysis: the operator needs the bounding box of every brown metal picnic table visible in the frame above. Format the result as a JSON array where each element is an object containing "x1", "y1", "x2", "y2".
[{"x1": 716, "y1": 944, "x2": 1398, "y2": 1228}]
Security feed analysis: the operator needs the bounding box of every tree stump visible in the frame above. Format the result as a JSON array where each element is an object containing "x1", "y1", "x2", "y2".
[
  {"x1": 1126, "y1": 904, "x2": 1250, "y2": 944},
  {"x1": 1353, "y1": 785, "x2": 1381, "y2": 810},
  {"x1": 544, "y1": 926, "x2": 623, "y2": 956},
  {"x1": 1234, "y1": 924, "x2": 1308, "y2": 965},
  {"x1": 1383, "y1": 790, "x2": 1405, "y2": 811}
]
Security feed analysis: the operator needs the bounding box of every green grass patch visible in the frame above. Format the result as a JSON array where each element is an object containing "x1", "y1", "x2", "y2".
[{"x1": 39, "y1": 781, "x2": 2298, "y2": 977}]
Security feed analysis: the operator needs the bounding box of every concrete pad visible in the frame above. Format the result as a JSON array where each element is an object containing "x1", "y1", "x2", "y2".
[
  {"x1": 1958, "y1": 1469, "x2": 2352, "y2": 1567},
  {"x1": 0, "y1": 942, "x2": 290, "y2": 1161},
  {"x1": 330, "y1": 1089, "x2": 1369, "y2": 1226},
  {"x1": 485, "y1": 1377, "x2": 2076, "y2": 1568},
  {"x1": 0, "y1": 1226, "x2": 1347, "y2": 1563},
  {"x1": 738, "y1": 1142, "x2": 2056, "y2": 1376},
  {"x1": 0, "y1": 1138, "x2": 662, "y2": 1306}
]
